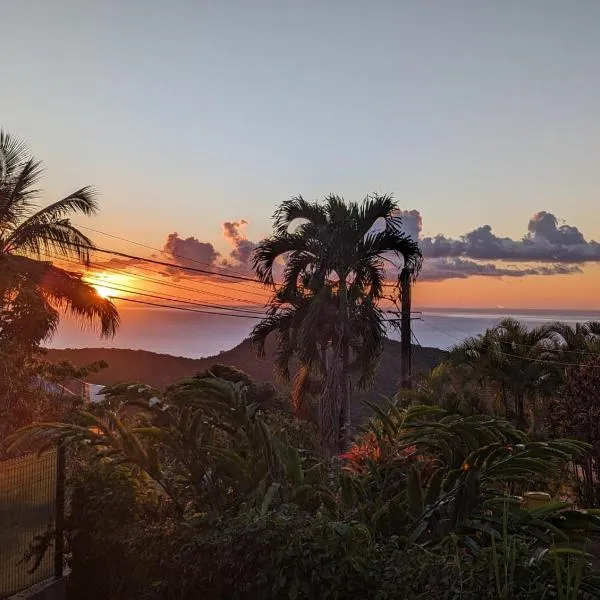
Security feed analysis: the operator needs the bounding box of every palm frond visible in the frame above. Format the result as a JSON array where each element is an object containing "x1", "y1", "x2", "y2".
[
  {"x1": 0, "y1": 131, "x2": 44, "y2": 230},
  {"x1": 272, "y1": 195, "x2": 327, "y2": 234},
  {"x1": 356, "y1": 192, "x2": 399, "y2": 235},
  {"x1": 5, "y1": 213, "x2": 96, "y2": 264},
  {"x1": 252, "y1": 233, "x2": 311, "y2": 285},
  {"x1": 39, "y1": 263, "x2": 119, "y2": 337}
]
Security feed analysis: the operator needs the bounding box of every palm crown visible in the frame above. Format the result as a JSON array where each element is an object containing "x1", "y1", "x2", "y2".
[{"x1": 0, "y1": 130, "x2": 119, "y2": 347}]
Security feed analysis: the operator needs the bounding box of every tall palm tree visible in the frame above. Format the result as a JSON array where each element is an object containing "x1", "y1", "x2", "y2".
[
  {"x1": 252, "y1": 193, "x2": 422, "y2": 453},
  {"x1": 0, "y1": 130, "x2": 119, "y2": 350}
]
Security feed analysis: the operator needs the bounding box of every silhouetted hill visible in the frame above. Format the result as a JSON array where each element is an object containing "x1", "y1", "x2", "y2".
[{"x1": 45, "y1": 338, "x2": 446, "y2": 422}]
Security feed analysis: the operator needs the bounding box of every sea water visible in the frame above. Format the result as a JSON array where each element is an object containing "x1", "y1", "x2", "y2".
[{"x1": 50, "y1": 307, "x2": 600, "y2": 359}]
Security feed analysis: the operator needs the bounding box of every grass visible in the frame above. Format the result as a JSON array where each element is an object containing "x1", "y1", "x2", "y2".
[{"x1": 0, "y1": 450, "x2": 57, "y2": 597}]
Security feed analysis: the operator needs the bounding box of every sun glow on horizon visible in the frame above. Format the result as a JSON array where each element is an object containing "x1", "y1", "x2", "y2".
[
  {"x1": 85, "y1": 271, "x2": 135, "y2": 300},
  {"x1": 93, "y1": 284, "x2": 113, "y2": 299}
]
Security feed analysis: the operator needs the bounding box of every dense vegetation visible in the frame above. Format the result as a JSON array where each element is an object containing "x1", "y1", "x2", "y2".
[
  {"x1": 3, "y1": 134, "x2": 600, "y2": 598},
  {"x1": 8, "y1": 367, "x2": 600, "y2": 599},
  {"x1": 0, "y1": 131, "x2": 118, "y2": 444}
]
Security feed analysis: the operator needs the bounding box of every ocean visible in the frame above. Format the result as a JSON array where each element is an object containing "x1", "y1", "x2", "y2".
[{"x1": 50, "y1": 307, "x2": 600, "y2": 359}]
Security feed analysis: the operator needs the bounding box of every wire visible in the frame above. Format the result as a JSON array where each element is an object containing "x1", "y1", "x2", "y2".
[
  {"x1": 76, "y1": 222, "x2": 410, "y2": 293},
  {"x1": 84, "y1": 278, "x2": 267, "y2": 315},
  {"x1": 44, "y1": 249, "x2": 405, "y2": 318},
  {"x1": 85, "y1": 245, "x2": 264, "y2": 284},
  {"x1": 112, "y1": 296, "x2": 264, "y2": 319},
  {"x1": 74, "y1": 222, "x2": 263, "y2": 281},
  {"x1": 41, "y1": 251, "x2": 270, "y2": 307},
  {"x1": 411, "y1": 331, "x2": 422, "y2": 348},
  {"x1": 38, "y1": 251, "x2": 268, "y2": 316},
  {"x1": 419, "y1": 316, "x2": 600, "y2": 359},
  {"x1": 70, "y1": 225, "x2": 410, "y2": 297},
  {"x1": 419, "y1": 318, "x2": 600, "y2": 369}
]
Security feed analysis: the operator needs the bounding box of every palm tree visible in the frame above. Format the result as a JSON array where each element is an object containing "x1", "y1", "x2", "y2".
[
  {"x1": 252, "y1": 193, "x2": 422, "y2": 453},
  {"x1": 543, "y1": 320, "x2": 600, "y2": 361},
  {"x1": 451, "y1": 318, "x2": 556, "y2": 427},
  {"x1": 0, "y1": 130, "x2": 119, "y2": 350}
]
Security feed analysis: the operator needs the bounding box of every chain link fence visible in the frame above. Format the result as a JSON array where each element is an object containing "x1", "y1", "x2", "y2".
[{"x1": 0, "y1": 447, "x2": 64, "y2": 598}]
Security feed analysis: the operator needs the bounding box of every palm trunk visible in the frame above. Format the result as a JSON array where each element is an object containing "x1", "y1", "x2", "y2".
[{"x1": 338, "y1": 277, "x2": 351, "y2": 453}]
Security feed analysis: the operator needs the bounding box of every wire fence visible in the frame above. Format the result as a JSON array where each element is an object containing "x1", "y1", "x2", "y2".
[{"x1": 0, "y1": 447, "x2": 65, "y2": 598}]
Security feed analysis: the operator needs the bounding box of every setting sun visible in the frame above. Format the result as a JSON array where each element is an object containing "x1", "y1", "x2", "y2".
[
  {"x1": 84, "y1": 272, "x2": 135, "y2": 301},
  {"x1": 93, "y1": 284, "x2": 113, "y2": 299}
]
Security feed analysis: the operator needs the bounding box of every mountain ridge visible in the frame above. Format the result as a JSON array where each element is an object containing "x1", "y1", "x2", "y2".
[{"x1": 45, "y1": 338, "x2": 447, "y2": 420}]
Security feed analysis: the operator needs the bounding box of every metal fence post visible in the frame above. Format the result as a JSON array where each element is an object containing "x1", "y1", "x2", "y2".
[{"x1": 54, "y1": 442, "x2": 66, "y2": 578}]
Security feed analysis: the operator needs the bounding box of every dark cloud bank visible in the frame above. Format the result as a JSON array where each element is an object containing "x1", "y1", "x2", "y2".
[
  {"x1": 396, "y1": 210, "x2": 595, "y2": 281},
  {"x1": 141, "y1": 211, "x2": 593, "y2": 285}
]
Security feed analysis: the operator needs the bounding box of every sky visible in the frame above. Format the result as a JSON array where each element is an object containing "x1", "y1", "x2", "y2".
[{"x1": 3, "y1": 0, "x2": 600, "y2": 309}]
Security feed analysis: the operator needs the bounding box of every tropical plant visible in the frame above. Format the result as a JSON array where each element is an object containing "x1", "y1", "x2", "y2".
[
  {"x1": 547, "y1": 355, "x2": 600, "y2": 507},
  {"x1": 0, "y1": 353, "x2": 107, "y2": 448},
  {"x1": 7, "y1": 374, "x2": 329, "y2": 515},
  {"x1": 252, "y1": 193, "x2": 422, "y2": 453},
  {"x1": 340, "y1": 402, "x2": 598, "y2": 551},
  {"x1": 450, "y1": 318, "x2": 558, "y2": 427},
  {"x1": 0, "y1": 130, "x2": 119, "y2": 352}
]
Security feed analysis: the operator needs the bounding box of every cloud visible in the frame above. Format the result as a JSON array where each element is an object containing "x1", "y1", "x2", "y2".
[
  {"x1": 93, "y1": 257, "x2": 146, "y2": 269},
  {"x1": 419, "y1": 257, "x2": 582, "y2": 282},
  {"x1": 419, "y1": 211, "x2": 600, "y2": 263},
  {"x1": 149, "y1": 210, "x2": 591, "y2": 285},
  {"x1": 393, "y1": 209, "x2": 423, "y2": 241},
  {"x1": 222, "y1": 220, "x2": 257, "y2": 272},
  {"x1": 163, "y1": 233, "x2": 221, "y2": 272}
]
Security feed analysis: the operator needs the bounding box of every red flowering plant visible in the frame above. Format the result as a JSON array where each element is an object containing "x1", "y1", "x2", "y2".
[{"x1": 340, "y1": 430, "x2": 422, "y2": 474}]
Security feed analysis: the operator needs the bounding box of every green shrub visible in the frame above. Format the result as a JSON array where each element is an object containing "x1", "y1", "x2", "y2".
[{"x1": 67, "y1": 455, "x2": 172, "y2": 600}]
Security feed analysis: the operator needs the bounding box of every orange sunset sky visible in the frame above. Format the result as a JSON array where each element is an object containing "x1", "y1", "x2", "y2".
[{"x1": 4, "y1": 1, "x2": 600, "y2": 312}]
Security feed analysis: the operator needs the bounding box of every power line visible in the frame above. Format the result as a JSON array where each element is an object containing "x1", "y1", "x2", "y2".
[
  {"x1": 419, "y1": 318, "x2": 600, "y2": 369},
  {"x1": 92, "y1": 262, "x2": 267, "y2": 305},
  {"x1": 43, "y1": 251, "x2": 270, "y2": 306},
  {"x1": 39, "y1": 252, "x2": 268, "y2": 316},
  {"x1": 43, "y1": 251, "x2": 404, "y2": 323},
  {"x1": 76, "y1": 222, "x2": 408, "y2": 293},
  {"x1": 112, "y1": 296, "x2": 264, "y2": 319},
  {"x1": 65, "y1": 241, "x2": 268, "y2": 286},
  {"x1": 84, "y1": 277, "x2": 267, "y2": 315},
  {"x1": 45, "y1": 249, "x2": 405, "y2": 317},
  {"x1": 94, "y1": 255, "x2": 271, "y2": 301},
  {"x1": 74, "y1": 222, "x2": 262, "y2": 281}
]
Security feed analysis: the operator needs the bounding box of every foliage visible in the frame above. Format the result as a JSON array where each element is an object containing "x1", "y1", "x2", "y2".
[
  {"x1": 193, "y1": 363, "x2": 290, "y2": 412},
  {"x1": 252, "y1": 193, "x2": 422, "y2": 453},
  {"x1": 7, "y1": 374, "x2": 326, "y2": 516},
  {"x1": 337, "y1": 402, "x2": 599, "y2": 551},
  {"x1": 66, "y1": 452, "x2": 174, "y2": 600},
  {"x1": 0, "y1": 129, "x2": 119, "y2": 352},
  {"x1": 441, "y1": 318, "x2": 600, "y2": 433},
  {"x1": 0, "y1": 351, "x2": 107, "y2": 449},
  {"x1": 548, "y1": 356, "x2": 600, "y2": 507},
  {"x1": 10, "y1": 367, "x2": 600, "y2": 599}
]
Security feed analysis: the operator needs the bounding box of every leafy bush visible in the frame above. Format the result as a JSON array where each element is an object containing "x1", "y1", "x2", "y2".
[
  {"x1": 67, "y1": 454, "x2": 172, "y2": 600},
  {"x1": 10, "y1": 374, "x2": 600, "y2": 600}
]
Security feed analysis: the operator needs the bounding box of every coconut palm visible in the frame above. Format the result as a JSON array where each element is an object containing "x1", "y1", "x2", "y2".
[
  {"x1": 0, "y1": 130, "x2": 119, "y2": 349},
  {"x1": 252, "y1": 193, "x2": 422, "y2": 452}
]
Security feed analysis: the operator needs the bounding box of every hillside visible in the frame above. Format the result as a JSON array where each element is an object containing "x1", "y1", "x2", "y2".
[{"x1": 45, "y1": 338, "x2": 446, "y2": 421}]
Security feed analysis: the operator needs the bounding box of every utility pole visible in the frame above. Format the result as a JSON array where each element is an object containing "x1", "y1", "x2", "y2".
[{"x1": 400, "y1": 266, "x2": 412, "y2": 389}]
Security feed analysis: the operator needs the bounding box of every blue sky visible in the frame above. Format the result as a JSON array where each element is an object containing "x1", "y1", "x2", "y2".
[{"x1": 3, "y1": 1, "x2": 600, "y2": 270}]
